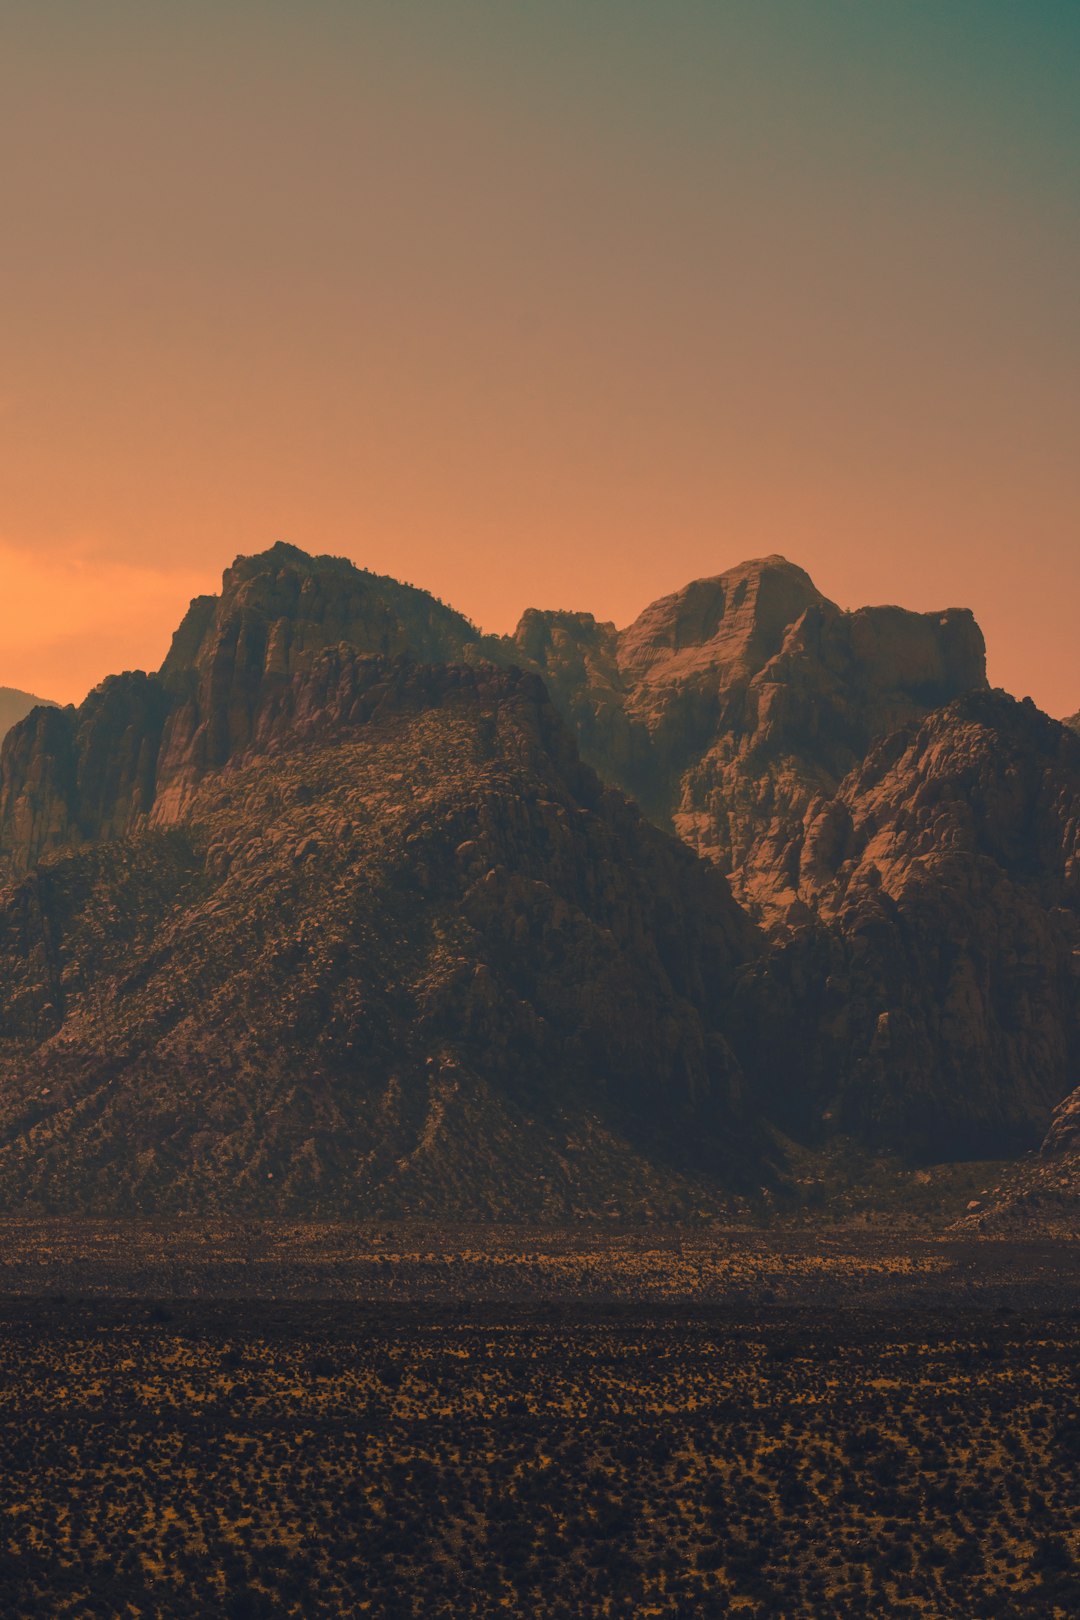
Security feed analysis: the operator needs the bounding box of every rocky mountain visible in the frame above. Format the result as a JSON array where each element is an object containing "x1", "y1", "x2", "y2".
[
  {"x1": 501, "y1": 559, "x2": 1080, "y2": 1170},
  {"x1": 1, "y1": 541, "x2": 1078, "y2": 1219},
  {"x1": 1064, "y1": 711, "x2": 1080, "y2": 734},
  {"x1": 501, "y1": 555, "x2": 987, "y2": 921},
  {"x1": 0, "y1": 645, "x2": 760, "y2": 1216},
  {"x1": 0, "y1": 687, "x2": 56, "y2": 742}
]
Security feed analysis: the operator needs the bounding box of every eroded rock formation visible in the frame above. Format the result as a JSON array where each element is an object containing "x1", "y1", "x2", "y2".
[{"x1": 504, "y1": 555, "x2": 988, "y2": 920}]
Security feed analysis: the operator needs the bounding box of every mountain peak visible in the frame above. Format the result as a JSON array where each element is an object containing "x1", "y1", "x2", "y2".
[
  {"x1": 161, "y1": 542, "x2": 479, "y2": 689},
  {"x1": 617, "y1": 556, "x2": 827, "y2": 682}
]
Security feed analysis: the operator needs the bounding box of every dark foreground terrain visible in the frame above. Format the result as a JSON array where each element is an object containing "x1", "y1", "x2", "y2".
[{"x1": 0, "y1": 1232, "x2": 1077, "y2": 1618}]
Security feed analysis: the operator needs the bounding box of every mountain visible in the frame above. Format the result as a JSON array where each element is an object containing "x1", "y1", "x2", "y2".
[
  {"x1": 503, "y1": 559, "x2": 1080, "y2": 1166},
  {"x1": 502, "y1": 555, "x2": 987, "y2": 921},
  {"x1": 1064, "y1": 711, "x2": 1080, "y2": 733},
  {"x1": 732, "y1": 690, "x2": 1080, "y2": 1158},
  {"x1": 0, "y1": 687, "x2": 56, "y2": 742},
  {"x1": 1, "y1": 541, "x2": 1078, "y2": 1219},
  {"x1": 0, "y1": 641, "x2": 759, "y2": 1216}
]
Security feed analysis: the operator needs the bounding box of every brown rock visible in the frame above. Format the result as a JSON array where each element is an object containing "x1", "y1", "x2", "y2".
[{"x1": 503, "y1": 554, "x2": 987, "y2": 919}]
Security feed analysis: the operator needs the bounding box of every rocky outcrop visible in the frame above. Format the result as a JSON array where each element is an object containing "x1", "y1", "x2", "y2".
[
  {"x1": 154, "y1": 542, "x2": 487, "y2": 819},
  {"x1": 161, "y1": 542, "x2": 480, "y2": 688},
  {"x1": 0, "y1": 688, "x2": 56, "y2": 742},
  {"x1": 1064, "y1": 711, "x2": 1080, "y2": 734},
  {"x1": 0, "y1": 652, "x2": 761, "y2": 1217},
  {"x1": 1042, "y1": 1086, "x2": 1080, "y2": 1157},
  {"x1": 0, "y1": 674, "x2": 174, "y2": 882},
  {"x1": 733, "y1": 691, "x2": 1080, "y2": 1157},
  {"x1": 0, "y1": 548, "x2": 992, "y2": 901},
  {"x1": 504, "y1": 555, "x2": 988, "y2": 920},
  {"x1": 502, "y1": 609, "x2": 655, "y2": 811}
]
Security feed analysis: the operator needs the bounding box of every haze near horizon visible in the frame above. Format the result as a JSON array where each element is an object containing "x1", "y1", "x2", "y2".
[{"x1": 1, "y1": 1, "x2": 1077, "y2": 713}]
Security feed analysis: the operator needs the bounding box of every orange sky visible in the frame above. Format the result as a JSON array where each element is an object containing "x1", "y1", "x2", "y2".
[{"x1": 1, "y1": 3, "x2": 1078, "y2": 713}]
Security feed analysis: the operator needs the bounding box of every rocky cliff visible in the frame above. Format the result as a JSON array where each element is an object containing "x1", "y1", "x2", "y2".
[{"x1": 503, "y1": 555, "x2": 988, "y2": 920}]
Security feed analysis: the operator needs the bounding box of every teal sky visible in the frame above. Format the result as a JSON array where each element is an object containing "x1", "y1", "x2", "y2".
[{"x1": 1, "y1": 1, "x2": 1077, "y2": 711}]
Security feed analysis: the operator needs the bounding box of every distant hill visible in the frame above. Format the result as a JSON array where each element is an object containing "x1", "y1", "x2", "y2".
[{"x1": 0, "y1": 687, "x2": 56, "y2": 741}]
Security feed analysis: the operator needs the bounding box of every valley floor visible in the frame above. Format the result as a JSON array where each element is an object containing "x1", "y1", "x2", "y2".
[
  {"x1": 0, "y1": 1228, "x2": 1076, "y2": 1617},
  {"x1": 0, "y1": 1217, "x2": 1075, "y2": 1309}
]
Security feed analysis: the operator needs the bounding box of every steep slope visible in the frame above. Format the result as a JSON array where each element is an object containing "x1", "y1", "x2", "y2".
[
  {"x1": 503, "y1": 556, "x2": 987, "y2": 920},
  {"x1": 0, "y1": 687, "x2": 56, "y2": 742},
  {"x1": 0, "y1": 651, "x2": 759, "y2": 1217},
  {"x1": 733, "y1": 691, "x2": 1080, "y2": 1158}
]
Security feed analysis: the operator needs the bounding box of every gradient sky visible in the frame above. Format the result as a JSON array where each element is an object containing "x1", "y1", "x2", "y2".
[{"x1": 1, "y1": 1, "x2": 1078, "y2": 712}]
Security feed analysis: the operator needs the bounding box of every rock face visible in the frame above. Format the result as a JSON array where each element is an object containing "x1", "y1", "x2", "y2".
[
  {"x1": 734, "y1": 691, "x2": 1080, "y2": 1157},
  {"x1": 1064, "y1": 711, "x2": 1080, "y2": 734},
  {"x1": 0, "y1": 647, "x2": 760, "y2": 1216},
  {"x1": 0, "y1": 688, "x2": 56, "y2": 743},
  {"x1": 0, "y1": 674, "x2": 170, "y2": 880},
  {"x1": 155, "y1": 542, "x2": 486, "y2": 820},
  {"x1": 503, "y1": 555, "x2": 988, "y2": 920}
]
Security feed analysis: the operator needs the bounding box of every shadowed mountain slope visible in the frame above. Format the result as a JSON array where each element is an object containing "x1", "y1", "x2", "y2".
[
  {"x1": 0, "y1": 650, "x2": 759, "y2": 1216},
  {"x1": 733, "y1": 691, "x2": 1080, "y2": 1158}
]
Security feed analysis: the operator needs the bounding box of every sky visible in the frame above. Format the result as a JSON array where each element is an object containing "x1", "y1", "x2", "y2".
[{"x1": 1, "y1": 1, "x2": 1077, "y2": 712}]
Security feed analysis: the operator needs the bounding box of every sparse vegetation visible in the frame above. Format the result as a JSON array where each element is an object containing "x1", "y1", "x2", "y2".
[{"x1": 0, "y1": 1232, "x2": 1075, "y2": 1617}]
